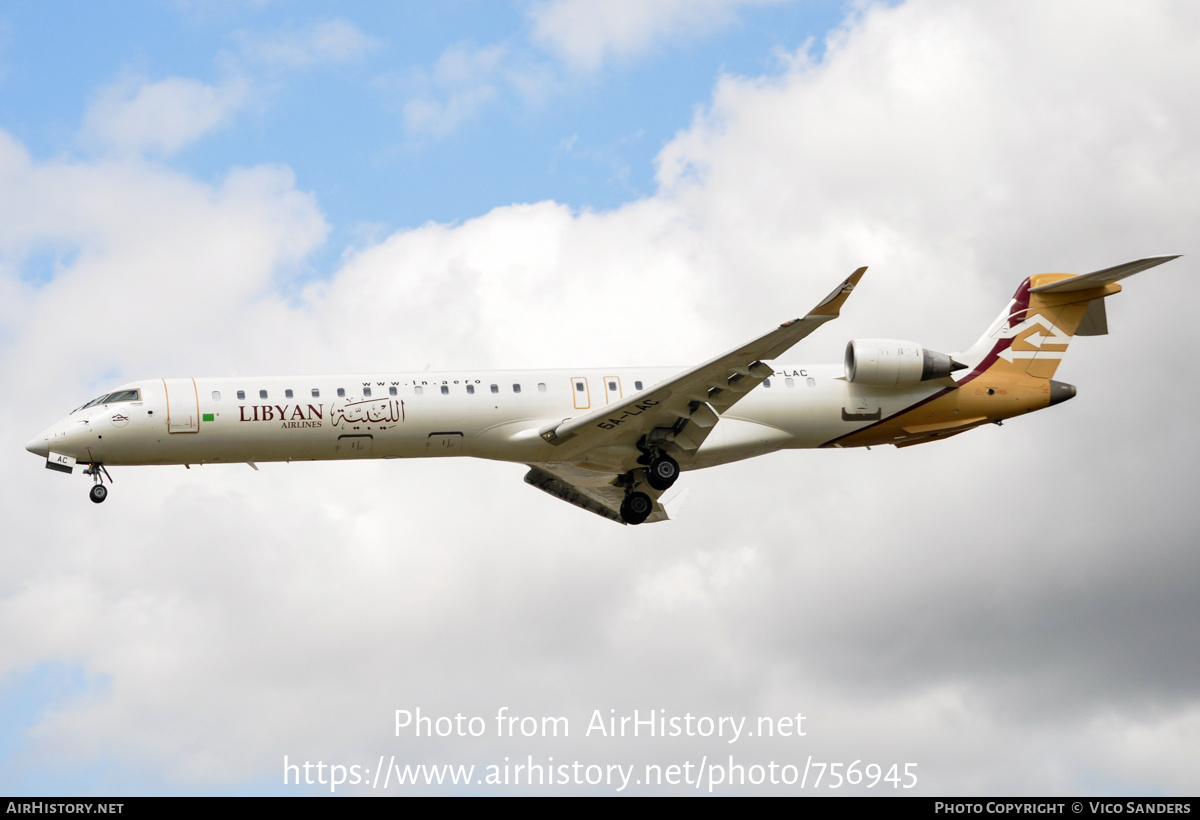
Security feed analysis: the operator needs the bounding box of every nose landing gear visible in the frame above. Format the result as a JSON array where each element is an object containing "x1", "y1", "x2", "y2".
[{"x1": 83, "y1": 463, "x2": 112, "y2": 504}]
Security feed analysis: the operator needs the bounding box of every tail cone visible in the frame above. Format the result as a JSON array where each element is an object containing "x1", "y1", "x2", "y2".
[{"x1": 1048, "y1": 380, "x2": 1076, "y2": 406}]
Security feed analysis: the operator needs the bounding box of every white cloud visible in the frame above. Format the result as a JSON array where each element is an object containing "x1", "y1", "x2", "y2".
[
  {"x1": 78, "y1": 19, "x2": 381, "y2": 156},
  {"x1": 528, "y1": 0, "x2": 783, "y2": 71},
  {"x1": 398, "y1": 0, "x2": 779, "y2": 137},
  {"x1": 398, "y1": 0, "x2": 775, "y2": 137},
  {"x1": 237, "y1": 18, "x2": 381, "y2": 69},
  {"x1": 397, "y1": 43, "x2": 559, "y2": 136},
  {"x1": 401, "y1": 44, "x2": 510, "y2": 135},
  {"x1": 0, "y1": 137, "x2": 327, "y2": 392},
  {"x1": 81, "y1": 74, "x2": 249, "y2": 157},
  {"x1": 5, "y1": 0, "x2": 1200, "y2": 795}
]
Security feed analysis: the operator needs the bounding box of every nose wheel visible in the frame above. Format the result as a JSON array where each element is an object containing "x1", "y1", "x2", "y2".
[{"x1": 83, "y1": 463, "x2": 112, "y2": 504}]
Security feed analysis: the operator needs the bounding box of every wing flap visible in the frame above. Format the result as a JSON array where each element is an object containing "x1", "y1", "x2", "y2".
[
  {"x1": 523, "y1": 465, "x2": 669, "y2": 525},
  {"x1": 524, "y1": 466, "x2": 625, "y2": 523}
]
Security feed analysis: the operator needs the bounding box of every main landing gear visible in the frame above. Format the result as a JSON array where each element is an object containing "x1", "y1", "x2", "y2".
[
  {"x1": 84, "y1": 463, "x2": 112, "y2": 504},
  {"x1": 637, "y1": 437, "x2": 680, "y2": 492},
  {"x1": 644, "y1": 453, "x2": 679, "y2": 491},
  {"x1": 619, "y1": 491, "x2": 653, "y2": 526},
  {"x1": 618, "y1": 445, "x2": 682, "y2": 525}
]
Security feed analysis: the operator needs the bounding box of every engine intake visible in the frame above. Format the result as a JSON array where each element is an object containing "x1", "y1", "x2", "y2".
[{"x1": 845, "y1": 339, "x2": 964, "y2": 387}]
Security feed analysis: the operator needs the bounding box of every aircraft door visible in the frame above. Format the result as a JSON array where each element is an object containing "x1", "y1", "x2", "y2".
[
  {"x1": 163, "y1": 378, "x2": 200, "y2": 433},
  {"x1": 571, "y1": 377, "x2": 590, "y2": 410}
]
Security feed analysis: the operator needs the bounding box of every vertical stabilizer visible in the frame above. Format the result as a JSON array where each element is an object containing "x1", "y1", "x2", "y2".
[{"x1": 954, "y1": 256, "x2": 1178, "y2": 382}]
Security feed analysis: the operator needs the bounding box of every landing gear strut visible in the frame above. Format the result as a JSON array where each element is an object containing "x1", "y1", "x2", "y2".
[{"x1": 84, "y1": 463, "x2": 112, "y2": 504}]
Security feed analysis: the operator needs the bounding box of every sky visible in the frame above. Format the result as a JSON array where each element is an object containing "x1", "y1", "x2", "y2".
[{"x1": 1, "y1": 0, "x2": 1198, "y2": 796}]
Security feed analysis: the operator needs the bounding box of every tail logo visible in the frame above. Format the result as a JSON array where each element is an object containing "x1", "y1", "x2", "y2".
[{"x1": 994, "y1": 315, "x2": 1072, "y2": 363}]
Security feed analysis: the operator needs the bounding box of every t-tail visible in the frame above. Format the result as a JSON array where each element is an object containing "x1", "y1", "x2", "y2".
[{"x1": 954, "y1": 256, "x2": 1181, "y2": 389}]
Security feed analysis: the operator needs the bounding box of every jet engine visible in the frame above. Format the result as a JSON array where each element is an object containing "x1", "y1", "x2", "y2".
[{"x1": 844, "y1": 339, "x2": 964, "y2": 388}]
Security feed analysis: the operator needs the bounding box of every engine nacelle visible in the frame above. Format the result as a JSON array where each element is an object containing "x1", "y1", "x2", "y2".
[{"x1": 844, "y1": 339, "x2": 961, "y2": 387}]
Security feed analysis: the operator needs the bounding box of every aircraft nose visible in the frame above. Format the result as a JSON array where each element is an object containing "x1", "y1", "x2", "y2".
[{"x1": 26, "y1": 434, "x2": 49, "y2": 458}]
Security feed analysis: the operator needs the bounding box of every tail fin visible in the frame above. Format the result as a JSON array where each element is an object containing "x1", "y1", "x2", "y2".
[{"x1": 954, "y1": 255, "x2": 1179, "y2": 381}]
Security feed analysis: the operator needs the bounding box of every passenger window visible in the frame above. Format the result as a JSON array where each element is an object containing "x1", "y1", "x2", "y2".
[
  {"x1": 337, "y1": 388, "x2": 345, "y2": 398},
  {"x1": 259, "y1": 389, "x2": 268, "y2": 399},
  {"x1": 237, "y1": 390, "x2": 245, "y2": 400},
  {"x1": 763, "y1": 379, "x2": 771, "y2": 388},
  {"x1": 490, "y1": 384, "x2": 499, "y2": 394},
  {"x1": 364, "y1": 387, "x2": 372, "y2": 397},
  {"x1": 785, "y1": 378, "x2": 794, "y2": 388},
  {"x1": 415, "y1": 386, "x2": 424, "y2": 395},
  {"x1": 513, "y1": 384, "x2": 521, "y2": 393},
  {"x1": 538, "y1": 383, "x2": 546, "y2": 393},
  {"x1": 389, "y1": 387, "x2": 397, "y2": 396},
  {"x1": 212, "y1": 391, "x2": 221, "y2": 401},
  {"x1": 312, "y1": 388, "x2": 320, "y2": 398},
  {"x1": 440, "y1": 385, "x2": 449, "y2": 395},
  {"x1": 807, "y1": 377, "x2": 815, "y2": 388},
  {"x1": 635, "y1": 381, "x2": 643, "y2": 390},
  {"x1": 466, "y1": 384, "x2": 475, "y2": 395},
  {"x1": 285, "y1": 389, "x2": 293, "y2": 399}
]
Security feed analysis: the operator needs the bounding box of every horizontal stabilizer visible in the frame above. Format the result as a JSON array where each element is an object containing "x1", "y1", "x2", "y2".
[{"x1": 1029, "y1": 255, "x2": 1180, "y2": 293}]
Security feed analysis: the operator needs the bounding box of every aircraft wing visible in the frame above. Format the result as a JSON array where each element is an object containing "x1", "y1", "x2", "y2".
[{"x1": 539, "y1": 267, "x2": 867, "y2": 457}]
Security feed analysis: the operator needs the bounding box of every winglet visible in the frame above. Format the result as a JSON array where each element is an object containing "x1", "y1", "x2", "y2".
[
  {"x1": 756, "y1": 266, "x2": 867, "y2": 361},
  {"x1": 808, "y1": 266, "x2": 867, "y2": 316}
]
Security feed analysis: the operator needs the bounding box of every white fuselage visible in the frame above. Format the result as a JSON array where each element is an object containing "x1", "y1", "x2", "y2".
[
  {"x1": 28, "y1": 256, "x2": 1170, "y2": 521},
  {"x1": 26, "y1": 365, "x2": 946, "y2": 472}
]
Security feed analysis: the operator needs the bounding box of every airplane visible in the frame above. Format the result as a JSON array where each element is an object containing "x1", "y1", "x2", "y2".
[{"x1": 25, "y1": 255, "x2": 1178, "y2": 525}]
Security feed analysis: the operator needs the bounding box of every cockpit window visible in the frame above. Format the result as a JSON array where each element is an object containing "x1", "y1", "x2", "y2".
[{"x1": 76, "y1": 389, "x2": 140, "y2": 412}]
